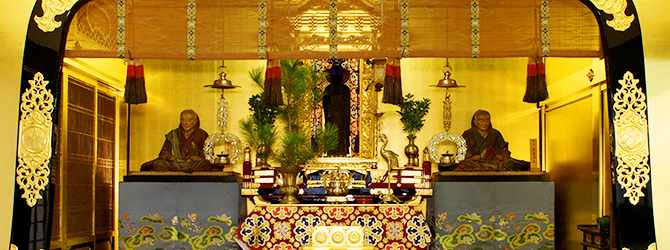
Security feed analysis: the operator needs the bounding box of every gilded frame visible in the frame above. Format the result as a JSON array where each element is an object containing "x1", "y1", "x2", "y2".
[{"x1": 303, "y1": 59, "x2": 380, "y2": 170}]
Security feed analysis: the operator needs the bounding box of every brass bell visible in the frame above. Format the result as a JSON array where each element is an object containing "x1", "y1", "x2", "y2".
[
  {"x1": 436, "y1": 64, "x2": 462, "y2": 88},
  {"x1": 205, "y1": 66, "x2": 239, "y2": 89}
]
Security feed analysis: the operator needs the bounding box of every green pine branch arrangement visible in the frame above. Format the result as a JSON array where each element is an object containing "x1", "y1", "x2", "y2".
[
  {"x1": 244, "y1": 60, "x2": 339, "y2": 171},
  {"x1": 395, "y1": 93, "x2": 431, "y2": 139}
]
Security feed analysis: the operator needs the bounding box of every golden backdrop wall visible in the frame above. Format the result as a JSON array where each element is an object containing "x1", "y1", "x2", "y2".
[{"x1": 126, "y1": 58, "x2": 540, "y2": 173}]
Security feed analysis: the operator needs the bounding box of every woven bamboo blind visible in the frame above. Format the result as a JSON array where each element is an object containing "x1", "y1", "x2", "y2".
[{"x1": 65, "y1": 0, "x2": 601, "y2": 59}]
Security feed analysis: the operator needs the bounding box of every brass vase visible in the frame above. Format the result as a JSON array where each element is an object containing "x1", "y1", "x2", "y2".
[
  {"x1": 404, "y1": 136, "x2": 420, "y2": 166},
  {"x1": 276, "y1": 165, "x2": 303, "y2": 204}
]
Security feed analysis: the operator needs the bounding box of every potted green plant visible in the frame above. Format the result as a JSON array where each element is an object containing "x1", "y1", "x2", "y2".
[
  {"x1": 259, "y1": 60, "x2": 339, "y2": 204},
  {"x1": 396, "y1": 93, "x2": 431, "y2": 166},
  {"x1": 239, "y1": 93, "x2": 279, "y2": 167}
]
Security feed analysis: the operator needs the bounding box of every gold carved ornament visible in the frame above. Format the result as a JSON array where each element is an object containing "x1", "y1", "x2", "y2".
[
  {"x1": 590, "y1": 0, "x2": 635, "y2": 31},
  {"x1": 17, "y1": 73, "x2": 55, "y2": 207},
  {"x1": 34, "y1": 0, "x2": 80, "y2": 32},
  {"x1": 613, "y1": 71, "x2": 649, "y2": 206}
]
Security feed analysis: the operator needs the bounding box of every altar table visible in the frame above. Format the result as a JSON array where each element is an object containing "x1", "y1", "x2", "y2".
[{"x1": 235, "y1": 204, "x2": 432, "y2": 250}]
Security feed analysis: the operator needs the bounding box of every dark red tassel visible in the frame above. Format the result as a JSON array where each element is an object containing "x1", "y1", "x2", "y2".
[
  {"x1": 382, "y1": 58, "x2": 403, "y2": 105},
  {"x1": 262, "y1": 59, "x2": 284, "y2": 106},
  {"x1": 124, "y1": 59, "x2": 148, "y2": 104},
  {"x1": 523, "y1": 57, "x2": 548, "y2": 103}
]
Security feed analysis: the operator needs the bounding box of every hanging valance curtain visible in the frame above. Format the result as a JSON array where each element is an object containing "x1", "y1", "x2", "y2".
[{"x1": 64, "y1": 0, "x2": 602, "y2": 60}]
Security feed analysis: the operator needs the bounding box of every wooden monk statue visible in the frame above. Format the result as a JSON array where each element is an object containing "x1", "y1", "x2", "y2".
[
  {"x1": 455, "y1": 110, "x2": 530, "y2": 171},
  {"x1": 140, "y1": 109, "x2": 216, "y2": 172}
]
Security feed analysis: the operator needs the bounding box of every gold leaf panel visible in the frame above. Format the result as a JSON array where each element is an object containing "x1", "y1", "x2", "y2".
[
  {"x1": 613, "y1": 71, "x2": 649, "y2": 205},
  {"x1": 17, "y1": 72, "x2": 55, "y2": 207}
]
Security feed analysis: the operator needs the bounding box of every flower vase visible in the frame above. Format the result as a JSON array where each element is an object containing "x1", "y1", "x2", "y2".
[
  {"x1": 276, "y1": 165, "x2": 302, "y2": 204},
  {"x1": 256, "y1": 145, "x2": 267, "y2": 167},
  {"x1": 404, "y1": 136, "x2": 420, "y2": 166}
]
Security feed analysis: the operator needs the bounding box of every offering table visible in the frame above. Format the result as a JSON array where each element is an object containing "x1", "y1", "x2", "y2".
[{"x1": 234, "y1": 203, "x2": 432, "y2": 250}]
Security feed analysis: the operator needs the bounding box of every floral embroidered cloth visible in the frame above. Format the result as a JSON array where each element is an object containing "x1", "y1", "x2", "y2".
[
  {"x1": 430, "y1": 182, "x2": 555, "y2": 250},
  {"x1": 235, "y1": 204, "x2": 432, "y2": 250},
  {"x1": 118, "y1": 182, "x2": 241, "y2": 250}
]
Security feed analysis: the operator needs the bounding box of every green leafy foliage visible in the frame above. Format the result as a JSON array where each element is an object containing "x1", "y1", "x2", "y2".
[
  {"x1": 271, "y1": 60, "x2": 337, "y2": 168},
  {"x1": 314, "y1": 122, "x2": 340, "y2": 155},
  {"x1": 276, "y1": 59, "x2": 324, "y2": 132},
  {"x1": 239, "y1": 74, "x2": 280, "y2": 162},
  {"x1": 243, "y1": 60, "x2": 338, "y2": 170},
  {"x1": 247, "y1": 93, "x2": 279, "y2": 127},
  {"x1": 275, "y1": 132, "x2": 316, "y2": 171},
  {"x1": 395, "y1": 93, "x2": 431, "y2": 138},
  {"x1": 396, "y1": 93, "x2": 430, "y2": 138},
  {"x1": 247, "y1": 67, "x2": 265, "y2": 90}
]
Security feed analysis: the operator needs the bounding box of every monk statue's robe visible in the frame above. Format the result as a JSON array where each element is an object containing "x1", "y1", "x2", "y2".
[
  {"x1": 141, "y1": 116, "x2": 216, "y2": 172},
  {"x1": 455, "y1": 127, "x2": 530, "y2": 171}
]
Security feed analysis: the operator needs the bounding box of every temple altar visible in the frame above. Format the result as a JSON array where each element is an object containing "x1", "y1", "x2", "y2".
[{"x1": 234, "y1": 203, "x2": 432, "y2": 250}]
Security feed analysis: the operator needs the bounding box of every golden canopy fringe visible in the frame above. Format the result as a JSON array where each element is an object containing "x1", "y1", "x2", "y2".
[
  {"x1": 262, "y1": 59, "x2": 283, "y2": 106},
  {"x1": 382, "y1": 58, "x2": 403, "y2": 105},
  {"x1": 523, "y1": 57, "x2": 548, "y2": 103},
  {"x1": 124, "y1": 59, "x2": 148, "y2": 104}
]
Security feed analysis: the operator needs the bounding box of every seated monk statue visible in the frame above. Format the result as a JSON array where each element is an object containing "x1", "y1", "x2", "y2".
[
  {"x1": 455, "y1": 110, "x2": 530, "y2": 171},
  {"x1": 140, "y1": 109, "x2": 216, "y2": 172}
]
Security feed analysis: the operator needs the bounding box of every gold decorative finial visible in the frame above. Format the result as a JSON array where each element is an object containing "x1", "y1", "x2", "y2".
[
  {"x1": 590, "y1": 0, "x2": 635, "y2": 31},
  {"x1": 34, "y1": 0, "x2": 80, "y2": 32}
]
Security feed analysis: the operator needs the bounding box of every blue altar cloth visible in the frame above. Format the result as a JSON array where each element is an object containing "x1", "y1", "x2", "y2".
[
  {"x1": 429, "y1": 182, "x2": 555, "y2": 250},
  {"x1": 119, "y1": 182, "x2": 242, "y2": 250}
]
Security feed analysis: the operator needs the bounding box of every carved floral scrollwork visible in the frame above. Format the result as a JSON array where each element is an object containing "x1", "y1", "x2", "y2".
[
  {"x1": 590, "y1": 0, "x2": 635, "y2": 31},
  {"x1": 613, "y1": 71, "x2": 649, "y2": 205},
  {"x1": 428, "y1": 132, "x2": 467, "y2": 164},
  {"x1": 34, "y1": 0, "x2": 80, "y2": 32},
  {"x1": 204, "y1": 133, "x2": 242, "y2": 164},
  {"x1": 17, "y1": 72, "x2": 54, "y2": 207}
]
